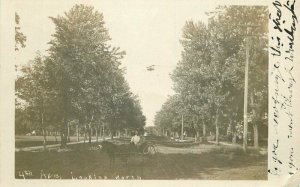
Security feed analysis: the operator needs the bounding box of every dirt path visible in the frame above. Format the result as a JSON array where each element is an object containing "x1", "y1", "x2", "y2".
[
  {"x1": 156, "y1": 144, "x2": 221, "y2": 154},
  {"x1": 196, "y1": 160, "x2": 267, "y2": 180}
]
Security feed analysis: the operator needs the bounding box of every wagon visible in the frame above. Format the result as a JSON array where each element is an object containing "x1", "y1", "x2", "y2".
[
  {"x1": 98, "y1": 140, "x2": 157, "y2": 168},
  {"x1": 131, "y1": 141, "x2": 157, "y2": 155}
]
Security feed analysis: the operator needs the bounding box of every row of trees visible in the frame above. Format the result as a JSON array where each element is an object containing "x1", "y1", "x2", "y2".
[
  {"x1": 15, "y1": 5, "x2": 146, "y2": 148},
  {"x1": 154, "y1": 6, "x2": 268, "y2": 148}
]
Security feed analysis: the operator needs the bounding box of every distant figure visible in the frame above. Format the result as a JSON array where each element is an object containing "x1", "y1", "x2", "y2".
[{"x1": 130, "y1": 131, "x2": 141, "y2": 146}]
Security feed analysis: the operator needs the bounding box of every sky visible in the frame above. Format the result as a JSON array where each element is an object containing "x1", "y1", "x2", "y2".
[{"x1": 15, "y1": 0, "x2": 221, "y2": 126}]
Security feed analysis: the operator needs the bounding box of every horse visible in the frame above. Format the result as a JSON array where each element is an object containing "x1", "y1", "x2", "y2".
[{"x1": 98, "y1": 141, "x2": 134, "y2": 168}]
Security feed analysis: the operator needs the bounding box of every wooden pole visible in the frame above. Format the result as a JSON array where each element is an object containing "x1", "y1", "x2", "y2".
[
  {"x1": 243, "y1": 34, "x2": 249, "y2": 151},
  {"x1": 251, "y1": 93, "x2": 259, "y2": 148}
]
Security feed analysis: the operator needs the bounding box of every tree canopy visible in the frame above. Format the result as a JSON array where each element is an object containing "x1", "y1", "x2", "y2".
[
  {"x1": 154, "y1": 6, "x2": 268, "y2": 146},
  {"x1": 15, "y1": 5, "x2": 146, "y2": 147}
]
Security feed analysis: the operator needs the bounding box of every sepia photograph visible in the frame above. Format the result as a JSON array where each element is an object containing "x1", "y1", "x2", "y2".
[
  {"x1": 13, "y1": 1, "x2": 270, "y2": 180},
  {"x1": 1, "y1": 0, "x2": 299, "y2": 185}
]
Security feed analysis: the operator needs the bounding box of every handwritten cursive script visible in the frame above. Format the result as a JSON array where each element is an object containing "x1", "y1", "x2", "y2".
[{"x1": 269, "y1": 0, "x2": 298, "y2": 177}]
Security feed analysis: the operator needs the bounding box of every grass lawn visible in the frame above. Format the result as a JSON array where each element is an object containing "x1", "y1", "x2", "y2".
[
  {"x1": 15, "y1": 135, "x2": 94, "y2": 148},
  {"x1": 15, "y1": 139, "x2": 267, "y2": 180}
]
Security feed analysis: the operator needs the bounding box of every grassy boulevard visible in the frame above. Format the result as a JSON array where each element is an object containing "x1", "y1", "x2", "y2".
[{"x1": 15, "y1": 135, "x2": 267, "y2": 180}]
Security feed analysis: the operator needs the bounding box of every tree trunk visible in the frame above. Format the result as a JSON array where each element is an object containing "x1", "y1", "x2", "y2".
[
  {"x1": 253, "y1": 124, "x2": 259, "y2": 148},
  {"x1": 110, "y1": 128, "x2": 114, "y2": 140},
  {"x1": 60, "y1": 120, "x2": 67, "y2": 148},
  {"x1": 42, "y1": 128, "x2": 46, "y2": 149},
  {"x1": 216, "y1": 125, "x2": 219, "y2": 144},
  {"x1": 102, "y1": 125, "x2": 105, "y2": 141},
  {"x1": 202, "y1": 119, "x2": 206, "y2": 142},
  {"x1": 88, "y1": 124, "x2": 92, "y2": 143},
  {"x1": 96, "y1": 126, "x2": 98, "y2": 142},
  {"x1": 228, "y1": 119, "x2": 232, "y2": 142},
  {"x1": 84, "y1": 125, "x2": 87, "y2": 144},
  {"x1": 228, "y1": 123, "x2": 231, "y2": 136},
  {"x1": 41, "y1": 113, "x2": 46, "y2": 150},
  {"x1": 88, "y1": 115, "x2": 94, "y2": 143},
  {"x1": 215, "y1": 108, "x2": 219, "y2": 145},
  {"x1": 202, "y1": 124, "x2": 206, "y2": 137},
  {"x1": 67, "y1": 122, "x2": 70, "y2": 143},
  {"x1": 232, "y1": 130, "x2": 237, "y2": 144},
  {"x1": 60, "y1": 123, "x2": 64, "y2": 148},
  {"x1": 76, "y1": 124, "x2": 79, "y2": 142},
  {"x1": 54, "y1": 131, "x2": 57, "y2": 143}
]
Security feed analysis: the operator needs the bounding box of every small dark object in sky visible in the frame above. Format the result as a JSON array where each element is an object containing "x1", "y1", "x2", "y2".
[{"x1": 146, "y1": 65, "x2": 155, "y2": 71}]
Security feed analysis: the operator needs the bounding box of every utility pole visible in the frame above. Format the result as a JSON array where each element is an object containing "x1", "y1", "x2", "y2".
[
  {"x1": 243, "y1": 34, "x2": 249, "y2": 151},
  {"x1": 241, "y1": 24, "x2": 260, "y2": 151}
]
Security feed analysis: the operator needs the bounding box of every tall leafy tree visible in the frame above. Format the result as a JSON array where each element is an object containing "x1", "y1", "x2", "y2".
[
  {"x1": 208, "y1": 6, "x2": 268, "y2": 147},
  {"x1": 16, "y1": 53, "x2": 59, "y2": 149},
  {"x1": 47, "y1": 4, "x2": 126, "y2": 146},
  {"x1": 46, "y1": 4, "x2": 144, "y2": 145},
  {"x1": 156, "y1": 6, "x2": 268, "y2": 147},
  {"x1": 16, "y1": 5, "x2": 146, "y2": 148}
]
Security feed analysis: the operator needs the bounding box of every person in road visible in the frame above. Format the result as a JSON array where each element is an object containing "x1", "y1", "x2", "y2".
[
  {"x1": 130, "y1": 130, "x2": 141, "y2": 153},
  {"x1": 130, "y1": 131, "x2": 140, "y2": 146}
]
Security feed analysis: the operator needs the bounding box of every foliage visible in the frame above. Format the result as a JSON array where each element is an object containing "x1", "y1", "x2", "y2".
[
  {"x1": 154, "y1": 6, "x2": 268, "y2": 144},
  {"x1": 15, "y1": 12, "x2": 27, "y2": 51},
  {"x1": 15, "y1": 5, "x2": 145, "y2": 144}
]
